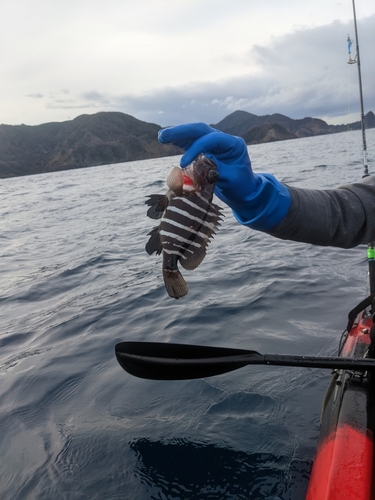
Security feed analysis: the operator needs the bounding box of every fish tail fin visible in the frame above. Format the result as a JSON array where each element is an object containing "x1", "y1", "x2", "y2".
[
  {"x1": 163, "y1": 269, "x2": 188, "y2": 299},
  {"x1": 162, "y1": 253, "x2": 188, "y2": 299}
]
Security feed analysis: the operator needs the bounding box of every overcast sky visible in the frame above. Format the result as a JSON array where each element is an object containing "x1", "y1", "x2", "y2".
[{"x1": 1, "y1": 0, "x2": 375, "y2": 127}]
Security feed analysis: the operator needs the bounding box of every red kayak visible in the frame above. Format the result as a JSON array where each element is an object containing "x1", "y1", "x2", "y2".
[{"x1": 306, "y1": 310, "x2": 375, "y2": 500}]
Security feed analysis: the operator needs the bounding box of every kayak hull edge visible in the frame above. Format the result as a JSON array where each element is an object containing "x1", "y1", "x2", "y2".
[{"x1": 306, "y1": 315, "x2": 375, "y2": 500}]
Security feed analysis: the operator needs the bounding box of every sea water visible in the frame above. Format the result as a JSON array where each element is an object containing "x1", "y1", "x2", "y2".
[{"x1": 1, "y1": 129, "x2": 374, "y2": 500}]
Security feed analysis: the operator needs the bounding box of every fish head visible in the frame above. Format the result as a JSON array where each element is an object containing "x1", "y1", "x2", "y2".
[
  {"x1": 183, "y1": 154, "x2": 219, "y2": 193},
  {"x1": 165, "y1": 154, "x2": 218, "y2": 195}
]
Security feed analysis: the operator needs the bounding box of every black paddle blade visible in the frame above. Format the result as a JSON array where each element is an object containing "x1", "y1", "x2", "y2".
[{"x1": 115, "y1": 341, "x2": 263, "y2": 380}]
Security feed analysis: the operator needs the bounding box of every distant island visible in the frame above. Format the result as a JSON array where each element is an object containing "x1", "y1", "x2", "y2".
[{"x1": 0, "y1": 109, "x2": 374, "y2": 178}]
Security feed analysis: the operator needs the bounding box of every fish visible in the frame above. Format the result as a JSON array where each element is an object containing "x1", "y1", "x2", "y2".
[{"x1": 145, "y1": 153, "x2": 223, "y2": 299}]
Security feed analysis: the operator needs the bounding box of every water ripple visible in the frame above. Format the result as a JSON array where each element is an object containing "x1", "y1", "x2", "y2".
[{"x1": 0, "y1": 129, "x2": 373, "y2": 499}]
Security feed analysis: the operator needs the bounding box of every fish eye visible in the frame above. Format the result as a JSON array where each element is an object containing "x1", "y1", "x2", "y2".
[{"x1": 208, "y1": 170, "x2": 220, "y2": 183}]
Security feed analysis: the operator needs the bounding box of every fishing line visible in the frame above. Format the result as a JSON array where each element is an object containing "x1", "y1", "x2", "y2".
[
  {"x1": 344, "y1": 0, "x2": 353, "y2": 184},
  {"x1": 344, "y1": 57, "x2": 353, "y2": 183},
  {"x1": 345, "y1": 8, "x2": 357, "y2": 184}
]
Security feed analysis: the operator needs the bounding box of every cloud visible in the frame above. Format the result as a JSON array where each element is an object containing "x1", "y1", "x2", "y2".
[
  {"x1": 82, "y1": 91, "x2": 111, "y2": 105},
  {"x1": 27, "y1": 93, "x2": 44, "y2": 99},
  {"x1": 66, "y1": 16, "x2": 375, "y2": 127},
  {"x1": 5, "y1": 7, "x2": 374, "y2": 127}
]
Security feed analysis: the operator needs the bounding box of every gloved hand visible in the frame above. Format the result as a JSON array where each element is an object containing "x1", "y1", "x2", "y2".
[{"x1": 158, "y1": 123, "x2": 291, "y2": 231}]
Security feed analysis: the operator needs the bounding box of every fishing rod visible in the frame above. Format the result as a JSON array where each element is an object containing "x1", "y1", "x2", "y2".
[
  {"x1": 348, "y1": 0, "x2": 368, "y2": 176},
  {"x1": 348, "y1": 0, "x2": 375, "y2": 294}
]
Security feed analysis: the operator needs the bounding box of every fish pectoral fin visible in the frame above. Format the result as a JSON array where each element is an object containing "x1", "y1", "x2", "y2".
[
  {"x1": 145, "y1": 194, "x2": 168, "y2": 219},
  {"x1": 145, "y1": 226, "x2": 162, "y2": 255}
]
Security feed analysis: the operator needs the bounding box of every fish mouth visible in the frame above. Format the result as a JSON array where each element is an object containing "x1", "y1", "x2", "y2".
[{"x1": 182, "y1": 174, "x2": 196, "y2": 194}]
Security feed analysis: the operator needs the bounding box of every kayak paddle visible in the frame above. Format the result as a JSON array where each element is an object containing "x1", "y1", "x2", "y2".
[{"x1": 115, "y1": 341, "x2": 375, "y2": 380}]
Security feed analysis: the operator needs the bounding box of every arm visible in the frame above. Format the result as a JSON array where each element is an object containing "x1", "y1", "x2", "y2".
[
  {"x1": 267, "y1": 177, "x2": 375, "y2": 248},
  {"x1": 159, "y1": 123, "x2": 375, "y2": 248}
]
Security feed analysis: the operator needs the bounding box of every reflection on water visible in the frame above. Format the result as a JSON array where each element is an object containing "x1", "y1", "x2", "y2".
[{"x1": 131, "y1": 438, "x2": 312, "y2": 500}]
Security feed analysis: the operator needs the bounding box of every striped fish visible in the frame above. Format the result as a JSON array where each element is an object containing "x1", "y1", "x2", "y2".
[{"x1": 145, "y1": 154, "x2": 223, "y2": 299}]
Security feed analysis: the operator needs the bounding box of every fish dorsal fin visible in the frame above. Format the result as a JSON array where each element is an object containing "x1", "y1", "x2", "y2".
[{"x1": 166, "y1": 166, "x2": 184, "y2": 195}]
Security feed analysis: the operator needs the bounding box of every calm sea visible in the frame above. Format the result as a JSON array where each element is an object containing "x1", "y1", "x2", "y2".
[{"x1": 1, "y1": 129, "x2": 374, "y2": 500}]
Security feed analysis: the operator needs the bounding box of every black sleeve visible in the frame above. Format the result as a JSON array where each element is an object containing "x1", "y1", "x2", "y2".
[{"x1": 266, "y1": 176, "x2": 375, "y2": 248}]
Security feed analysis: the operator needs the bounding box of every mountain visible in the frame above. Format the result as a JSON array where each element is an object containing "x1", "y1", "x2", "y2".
[
  {"x1": 0, "y1": 112, "x2": 182, "y2": 178},
  {"x1": 1, "y1": 109, "x2": 374, "y2": 178},
  {"x1": 241, "y1": 123, "x2": 296, "y2": 144},
  {"x1": 212, "y1": 110, "x2": 335, "y2": 137},
  {"x1": 212, "y1": 110, "x2": 375, "y2": 141}
]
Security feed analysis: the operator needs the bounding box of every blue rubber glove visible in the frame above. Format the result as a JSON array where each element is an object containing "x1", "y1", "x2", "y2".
[{"x1": 158, "y1": 123, "x2": 291, "y2": 231}]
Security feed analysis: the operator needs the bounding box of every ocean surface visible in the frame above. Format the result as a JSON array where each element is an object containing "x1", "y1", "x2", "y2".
[{"x1": 1, "y1": 128, "x2": 374, "y2": 500}]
